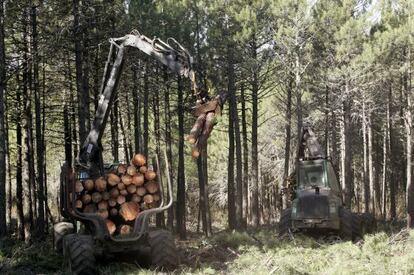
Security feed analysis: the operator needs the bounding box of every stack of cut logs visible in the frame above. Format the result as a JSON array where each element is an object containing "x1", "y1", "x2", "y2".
[{"x1": 72, "y1": 153, "x2": 161, "y2": 236}]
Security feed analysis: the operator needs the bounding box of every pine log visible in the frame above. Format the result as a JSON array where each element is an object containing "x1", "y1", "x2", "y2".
[
  {"x1": 117, "y1": 182, "x2": 126, "y2": 190},
  {"x1": 95, "y1": 177, "x2": 107, "y2": 192},
  {"x1": 153, "y1": 193, "x2": 160, "y2": 202},
  {"x1": 102, "y1": 192, "x2": 110, "y2": 201},
  {"x1": 82, "y1": 194, "x2": 92, "y2": 205},
  {"x1": 132, "y1": 153, "x2": 146, "y2": 167},
  {"x1": 143, "y1": 194, "x2": 154, "y2": 204},
  {"x1": 131, "y1": 194, "x2": 141, "y2": 203},
  {"x1": 119, "y1": 224, "x2": 132, "y2": 235},
  {"x1": 84, "y1": 204, "x2": 97, "y2": 214},
  {"x1": 127, "y1": 165, "x2": 137, "y2": 176},
  {"x1": 106, "y1": 219, "x2": 116, "y2": 235},
  {"x1": 132, "y1": 173, "x2": 145, "y2": 186},
  {"x1": 145, "y1": 170, "x2": 156, "y2": 181},
  {"x1": 196, "y1": 111, "x2": 215, "y2": 153},
  {"x1": 98, "y1": 200, "x2": 108, "y2": 210},
  {"x1": 121, "y1": 174, "x2": 132, "y2": 186},
  {"x1": 119, "y1": 202, "x2": 140, "y2": 221},
  {"x1": 117, "y1": 164, "x2": 127, "y2": 175},
  {"x1": 97, "y1": 209, "x2": 109, "y2": 219},
  {"x1": 110, "y1": 188, "x2": 120, "y2": 198},
  {"x1": 108, "y1": 198, "x2": 117, "y2": 207},
  {"x1": 127, "y1": 184, "x2": 137, "y2": 194},
  {"x1": 107, "y1": 173, "x2": 121, "y2": 186},
  {"x1": 187, "y1": 113, "x2": 206, "y2": 144},
  {"x1": 145, "y1": 181, "x2": 159, "y2": 194},
  {"x1": 120, "y1": 189, "x2": 128, "y2": 196},
  {"x1": 117, "y1": 195, "x2": 126, "y2": 205},
  {"x1": 139, "y1": 166, "x2": 147, "y2": 174},
  {"x1": 75, "y1": 180, "x2": 84, "y2": 193},
  {"x1": 75, "y1": 200, "x2": 83, "y2": 209},
  {"x1": 83, "y1": 179, "x2": 95, "y2": 191},
  {"x1": 136, "y1": 187, "x2": 147, "y2": 196},
  {"x1": 91, "y1": 192, "x2": 103, "y2": 203},
  {"x1": 109, "y1": 208, "x2": 118, "y2": 216},
  {"x1": 191, "y1": 147, "x2": 200, "y2": 158}
]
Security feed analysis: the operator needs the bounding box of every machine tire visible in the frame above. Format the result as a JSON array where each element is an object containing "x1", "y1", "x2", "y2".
[
  {"x1": 63, "y1": 234, "x2": 96, "y2": 275},
  {"x1": 360, "y1": 213, "x2": 376, "y2": 233},
  {"x1": 339, "y1": 207, "x2": 353, "y2": 240},
  {"x1": 149, "y1": 230, "x2": 178, "y2": 270},
  {"x1": 351, "y1": 213, "x2": 363, "y2": 240},
  {"x1": 53, "y1": 222, "x2": 75, "y2": 254},
  {"x1": 279, "y1": 208, "x2": 292, "y2": 236}
]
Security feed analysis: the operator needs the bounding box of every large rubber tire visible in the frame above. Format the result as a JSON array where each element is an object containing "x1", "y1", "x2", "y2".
[
  {"x1": 279, "y1": 208, "x2": 292, "y2": 237},
  {"x1": 53, "y1": 222, "x2": 75, "y2": 254},
  {"x1": 148, "y1": 230, "x2": 178, "y2": 270},
  {"x1": 339, "y1": 208, "x2": 353, "y2": 240},
  {"x1": 360, "y1": 213, "x2": 376, "y2": 233},
  {"x1": 351, "y1": 213, "x2": 363, "y2": 240},
  {"x1": 63, "y1": 234, "x2": 96, "y2": 275}
]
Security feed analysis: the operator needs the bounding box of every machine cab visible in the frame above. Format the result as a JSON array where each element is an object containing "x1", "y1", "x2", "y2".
[{"x1": 296, "y1": 159, "x2": 341, "y2": 194}]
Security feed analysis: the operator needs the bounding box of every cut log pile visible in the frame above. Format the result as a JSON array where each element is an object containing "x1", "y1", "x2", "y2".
[{"x1": 71, "y1": 153, "x2": 161, "y2": 236}]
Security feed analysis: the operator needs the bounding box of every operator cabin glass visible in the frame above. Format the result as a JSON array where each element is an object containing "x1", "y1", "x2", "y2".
[{"x1": 298, "y1": 164, "x2": 326, "y2": 188}]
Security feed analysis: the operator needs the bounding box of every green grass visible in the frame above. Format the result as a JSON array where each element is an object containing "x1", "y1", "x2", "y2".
[{"x1": 1, "y1": 228, "x2": 414, "y2": 274}]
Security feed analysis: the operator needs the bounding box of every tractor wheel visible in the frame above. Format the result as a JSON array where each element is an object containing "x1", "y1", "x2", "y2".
[
  {"x1": 148, "y1": 230, "x2": 178, "y2": 270},
  {"x1": 63, "y1": 234, "x2": 96, "y2": 275},
  {"x1": 360, "y1": 213, "x2": 376, "y2": 233},
  {"x1": 279, "y1": 208, "x2": 292, "y2": 236},
  {"x1": 339, "y1": 207, "x2": 353, "y2": 240},
  {"x1": 53, "y1": 222, "x2": 74, "y2": 254},
  {"x1": 351, "y1": 213, "x2": 363, "y2": 240}
]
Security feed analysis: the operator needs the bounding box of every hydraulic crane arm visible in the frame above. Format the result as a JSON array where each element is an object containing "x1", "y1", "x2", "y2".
[
  {"x1": 297, "y1": 123, "x2": 326, "y2": 160},
  {"x1": 78, "y1": 30, "x2": 222, "y2": 175}
]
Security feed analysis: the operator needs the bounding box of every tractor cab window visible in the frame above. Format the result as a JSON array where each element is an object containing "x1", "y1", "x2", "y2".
[{"x1": 298, "y1": 164, "x2": 326, "y2": 188}]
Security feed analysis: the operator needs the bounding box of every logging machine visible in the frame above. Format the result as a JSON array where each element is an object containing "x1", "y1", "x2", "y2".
[
  {"x1": 279, "y1": 123, "x2": 375, "y2": 240},
  {"x1": 55, "y1": 29, "x2": 225, "y2": 274}
]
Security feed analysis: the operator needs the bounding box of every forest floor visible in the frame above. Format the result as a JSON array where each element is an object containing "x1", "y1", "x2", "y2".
[{"x1": 1, "y1": 222, "x2": 414, "y2": 275}]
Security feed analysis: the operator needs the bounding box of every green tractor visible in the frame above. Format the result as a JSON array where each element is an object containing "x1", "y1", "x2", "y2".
[{"x1": 279, "y1": 125, "x2": 375, "y2": 240}]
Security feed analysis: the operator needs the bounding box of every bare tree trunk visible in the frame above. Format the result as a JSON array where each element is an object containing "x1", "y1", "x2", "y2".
[
  {"x1": 341, "y1": 82, "x2": 352, "y2": 208},
  {"x1": 143, "y1": 68, "x2": 149, "y2": 157},
  {"x1": 405, "y1": 47, "x2": 413, "y2": 228},
  {"x1": 0, "y1": 0, "x2": 7, "y2": 236},
  {"x1": 389, "y1": 85, "x2": 396, "y2": 219},
  {"x1": 110, "y1": 95, "x2": 119, "y2": 162},
  {"x1": 73, "y1": 0, "x2": 89, "y2": 144},
  {"x1": 31, "y1": 3, "x2": 45, "y2": 238},
  {"x1": 164, "y1": 70, "x2": 174, "y2": 230},
  {"x1": 119, "y1": 111, "x2": 129, "y2": 162},
  {"x1": 362, "y1": 97, "x2": 370, "y2": 213},
  {"x1": 176, "y1": 76, "x2": 186, "y2": 239},
  {"x1": 368, "y1": 111, "x2": 375, "y2": 217},
  {"x1": 22, "y1": 8, "x2": 34, "y2": 242},
  {"x1": 250, "y1": 37, "x2": 259, "y2": 227},
  {"x1": 227, "y1": 46, "x2": 243, "y2": 229},
  {"x1": 283, "y1": 77, "x2": 293, "y2": 210},
  {"x1": 153, "y1": 87, "x2": 165, "y2": 227},
  {"x1": 16, "y1": 75, "x2": 25, "y2": 240},
  {"x1": 228, "y1": 90, "x2": 236, "y2": 230},
  {"x1": 132, "y1": 67, "x2": 141, "y2": 153},
  {"x1": 240, "y1": 85, "x2": 249, "y2": 226}
]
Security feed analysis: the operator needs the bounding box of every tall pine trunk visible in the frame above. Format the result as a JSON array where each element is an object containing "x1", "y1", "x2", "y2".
[
  {"x1": 73, "y1": 0, "x2": 89, "y2": 144},
  {"x1": 0, "y1": 0, "x2": 7, "y2": 236},
  {"x1": 250, "y1": 38, "x2": 260, "y2": 227},
  {"x1": 241, "y1": 85, "x2": 249, "y2": 225},
  {"x1": 176, "y1": 76, "x2": 186, "y2": 239},
  {"x1": 31, "y1": 3, "x2": 45, "y2": 238}
]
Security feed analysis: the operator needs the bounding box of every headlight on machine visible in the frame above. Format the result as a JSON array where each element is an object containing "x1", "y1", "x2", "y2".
[
  {"x1": 329, "y1": 203, "x2": 337, "y2": 214},
  {"x1": 292, "y1": 202, "x2": 297, "y2": 217}
]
